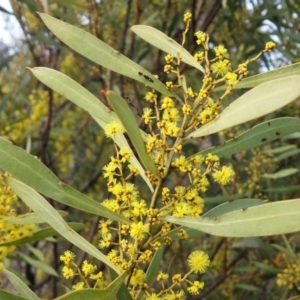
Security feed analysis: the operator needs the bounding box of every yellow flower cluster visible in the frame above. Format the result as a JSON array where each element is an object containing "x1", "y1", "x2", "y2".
[
  {"x1": 59, "y1": 250, "x2": 104, "y2": 290},
  {"x1": 277, "y1": 256, "x2": 300, "y2": 290},
  {"x1": 0, "y1": 174, "x2": 37, "y2": 260}
]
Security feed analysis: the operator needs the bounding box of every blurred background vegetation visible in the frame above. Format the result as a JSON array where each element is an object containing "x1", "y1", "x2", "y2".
[{"x1": 1, "y1": 0, "x2": 300, "y2": 299}]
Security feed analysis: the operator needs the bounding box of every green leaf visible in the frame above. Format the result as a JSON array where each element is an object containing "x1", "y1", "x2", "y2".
[
  {"x1": 228, "y1": 62, "x2": 300, "y2": 90},
  {"x1": 162, "y1": 198, "x2": 300, "y2": 237},
  {"x1": 276, "y1": 148, "x2": 300, "y2": 161},
  {"x1": 0, "y1": 223, "x2": 84, "y2": 247},
  {"x1": 203, "y1": 199, "x2": 267, "y2": 217},
  {"x1": 0, "y1": 290, "x2": 28, "y2": 300},
  {"x1": 2, "y1": 211, "x2": 68, "y2": 225},
  {"x1": 7, "y1": 178, "x2": 119, "y2": 273},
  {"x1": 146, "y1": 245, "x2": 164, "y2": 284},
  {"x1": 29, "y1": 68, "x2": 153, "y2": 191},
  {"x1": 37, "y1": 13, "x2": 174, "y2": 97},
  {"x1": 192, "y1": 118, "x2": 300, "y2": 158},
  {"x1": 131, "y1": 25, "x2": 205, "y2": 73},
  {"x1": 262, "y1": 168, "x2": 298, "y2": 179},
  {"x1": 0, "y1": 138, "x2": 130, "y2": 225},
  {"x1": 204, "y1": 194, "x2": 248, "y2": 205},
  {"x1": 54, "y1": 272, "x2": 127, "y2": 300},
  {"x1": 18, "y1": 252, "x2": 58, "y2": 277},
  {"x1": 187, "y1": 76, "x2": 300, "y2": 138},
  {"x1": 137, "y1": 246, "x2": 164, "y2": 300},
  {"x1": 252, "y1": 261, "x2": 279, "y2": 274},
  {"x1": 264, "y1": 185, "x2": 300, "y2": 194},
  {"x1": 29, "y1": 67, "x2": 117, "y2": 124},
  {"x1": 106, "y1": 91, "x2": 157, "y2": 175},
  {"x1": 231, "y1": 237, "x2": 266, "y2": 249},
  {"x1": 265, "y1": 145, "x2": 297, "y2": 154},
  {"x1": 3, "y1": 269, "x2": 41, "y2": 300}
]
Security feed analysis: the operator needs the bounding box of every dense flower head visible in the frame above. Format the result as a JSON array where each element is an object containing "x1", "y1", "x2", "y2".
[
  {"x1": 82, "y1": 260, "x2": 97, "y2": 277},
  {"x1": 130, "y1": 222, "x2": 150, "y2": 240},
  {"x1": 265, "y1": 41, "x2": 276, "y2": 52},
  {"x1": 60, "y1": 250, "x2": 75, "y2": 265},
  {"x1": 213, "y1": 166, "x2": 235, "y2": 185},
  {"x1": 183, "y1": 11, "x2": 192, "y2": 22},
  {"x1": 104, "y1": 121, "x2": 125, "y2": 138},
  {"x1": 187, "y1": 250, "x2": 210, "y2": 274},
  {"x1": 214, "y1": 45, "x2": 229, "y2": 60},
  {"x1": 187, "y1": 280, "x2": 205, "y2": 295},
  {"x1": 195, "y1": 30, "x2": 207, "y2": 44}
]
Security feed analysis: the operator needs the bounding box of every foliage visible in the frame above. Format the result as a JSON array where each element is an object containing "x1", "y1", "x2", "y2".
[{"x1": 1, "y1": 1, "x2": 300, "y2": 299}]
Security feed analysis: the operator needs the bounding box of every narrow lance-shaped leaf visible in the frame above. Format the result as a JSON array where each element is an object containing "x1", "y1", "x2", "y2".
[
  {"x1": 2, "y1": 210, "x2": 68, "y2": 225},
  {"x1": 215, "y1": 62, "x2": 300, "y2": 91},
  {"x1": 202, "y1": 199, "x2": 267, "y2": 218},
  {"x1": 262, "y1": 168, "x2": 298, "y2": 179},
  {"x1": 0, "y1": 138, "x2": 130, "y2": 225},
  {"x1": 131, "y1": 25, "x2": 205, "y2": 73},
  {"x1": 29, "y1": 67, "x2": 117, "y2": 124},
  {"x1": 37, "y1": 13, "x2": 174, "y2": 97},
  {"x1": 106, "y1": 91, "x2": 158, "y2": 175},
  {"x1": 190, "y1": 117, "x2": 300, "y2": 158},
  {"x1": 18, "y1": 252, "x2": 59, "y2": 277},
  {"x1": 162, "y1": 198, "x2": 300, "y2": 237},
  {"x1": 7, "y1": 178, "x2": 119, "y2": 273},
  {"x1": 0, "y1": 290, "x2": 28, "y2": 300},
  {"x1": 187, "y1": 76, "x2": 300, "y2": 138},
  {"x1": 0, "y1": 223, "x2": 84, "y2": 247},
  {"x1": 29, "y1": 68, "x2": 153, "y2": 191},
  {"x1": 3, "y1": 269, "x2": 41, "y2": 300}
]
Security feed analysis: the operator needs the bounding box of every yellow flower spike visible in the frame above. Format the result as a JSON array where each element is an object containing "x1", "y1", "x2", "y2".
[{"x1": 187, "y1": 250, "x2": 210, "y2": 274}]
